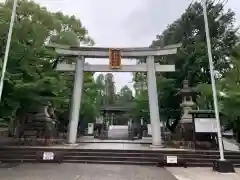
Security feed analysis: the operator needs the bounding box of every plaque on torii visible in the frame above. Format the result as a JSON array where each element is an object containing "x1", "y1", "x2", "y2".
[{"x1": 109, "y1": 48, "x2": 121, "y2": 69}]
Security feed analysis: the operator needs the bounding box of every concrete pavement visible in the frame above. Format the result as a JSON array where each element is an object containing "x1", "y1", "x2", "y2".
[
  {"x1": 0, "y1": 163, "x2": 178, "y2": 180},
  {"x1": 1, "y1": 163, "x2": 240, "y2": 180},
  {"x1": 167, "y1": 167, "x2": 240, "y2": 180}
]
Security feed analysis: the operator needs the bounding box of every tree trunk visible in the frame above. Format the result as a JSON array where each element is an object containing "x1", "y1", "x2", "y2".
[
  {"x1": 235, "y1": 117, "x2": 240, "y2": 143},
  {"x1": 15, "y1": 109, "x2": 28, "y2": 139}
]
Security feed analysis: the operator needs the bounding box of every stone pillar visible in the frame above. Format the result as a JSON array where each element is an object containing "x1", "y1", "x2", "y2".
[
  {"x1": 128, "y1": 118, "x2": 133, "y2": 140},
  {"x1": 68, "y1": 57, "x2": 85, "y2": 144},
  {"x1": 146, "y1": 56, "x2": 162, "y2": 146},
  {"x1": 111, "y1": 113, "x2": 114, "y2": 125}
]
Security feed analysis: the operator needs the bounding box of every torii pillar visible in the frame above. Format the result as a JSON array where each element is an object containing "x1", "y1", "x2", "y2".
[{"x1": 50, "y1": 44, "x2": 181, "y2": 146}]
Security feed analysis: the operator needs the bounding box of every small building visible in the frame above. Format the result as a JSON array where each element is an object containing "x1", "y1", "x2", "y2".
[{"x1": 97, "y1": 103, "x2": 134, "y2": 139}]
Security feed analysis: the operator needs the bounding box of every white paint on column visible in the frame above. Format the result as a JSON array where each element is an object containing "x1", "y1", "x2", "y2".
[
  {"x1": 146, "y1": 56, "x2": 162, "y2": 146},
  {"x1": 68, "y1": 57, "x2": 85, "y2": 144}
]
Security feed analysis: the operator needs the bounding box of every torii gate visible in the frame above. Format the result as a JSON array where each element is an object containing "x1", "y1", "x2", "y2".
[{"x1": 49, "y1": 43, "x2": 181, "y2": 146}]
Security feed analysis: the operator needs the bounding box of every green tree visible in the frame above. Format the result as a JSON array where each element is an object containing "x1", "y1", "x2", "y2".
[
  {"x1": 133, "y1": 89, "x2": 149, "y2": 122},
  {"x1": 134, "y1": 0, "x2": 238, "y2": 122},
  {"x1": 218, "y1": 45, "x2": 240, "y2": 141},
  {"x1": 0, "y1": 0, "x2": 96, "y2": 131},
  {"x1": 118, "y1": 85, "x2": 133, "y2": 102},
  {"x1": 104, "y1": 73, "x2": 116, "y2": 105},
  {"x1": 95, "y1": 73, "x2": 105, "y2": 106}
]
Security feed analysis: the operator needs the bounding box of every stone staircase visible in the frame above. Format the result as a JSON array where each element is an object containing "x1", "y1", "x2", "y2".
[{"x1": 1, "y1": 146, "x2": 240, "y2": 167}]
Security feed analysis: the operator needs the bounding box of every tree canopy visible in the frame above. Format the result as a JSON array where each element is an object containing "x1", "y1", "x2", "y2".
[
  {"x1": 0, "y1": 0, "x2": 95, "y2": 127},
  {"x1": 1, "y1": 0, "x2": 240, "y2": 142},
  {"x1": 134, "y1": 0, "x2": 239, "y2": 127}
]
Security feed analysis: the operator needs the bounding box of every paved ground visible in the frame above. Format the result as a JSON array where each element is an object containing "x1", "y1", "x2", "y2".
[
  {"x1": 167, "y1": 167, "x2": 240, "y2": 180},
  {"x1": 1, "y1": 163, "x2": 240, "y2": 180},
  {"x1": 223, "y1": 138, "x2": 240, "y2": 151},
  {"x1": 107, "y1": 125, "x2": 129, "y2": 140},
  {"x1": 77, "y1": 136, "x2": 152, "y2": 144},
  {"x1": 0, "y1": 163, "x2": 177, "y2": 180}
]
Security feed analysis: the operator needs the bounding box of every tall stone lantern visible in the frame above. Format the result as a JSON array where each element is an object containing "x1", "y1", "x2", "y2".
[{"x1": 178, "y1": 80, "x2": 196, "y2": 148}]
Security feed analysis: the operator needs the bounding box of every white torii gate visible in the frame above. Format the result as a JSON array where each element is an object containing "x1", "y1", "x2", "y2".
[{"x1": 50, "y1": 43, "x2": 181, "y2": 146}]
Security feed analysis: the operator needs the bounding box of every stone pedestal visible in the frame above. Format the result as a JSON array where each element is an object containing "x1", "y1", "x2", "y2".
[
  {"x1": 150, "y1": 144, "x2": 165, "y2": 148},
  {"x1": 213, "y1": 160, "x2": 235, "y2": 173}
]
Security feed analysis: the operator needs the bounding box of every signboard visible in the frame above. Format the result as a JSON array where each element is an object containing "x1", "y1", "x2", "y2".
[
  {"x1": 194, "y1": 118, "x2": 217, "y2": 133},
  {"x1": 43, "y1": 152, "x2": 54, "y2": 160},
  {"x1": 167, "y1": 156, "x2": 178, "y2": 164},
  {"x1": 109, "y1": 49, "x2": 121, "y2": 68},
  {"x1": 88, "y1": 123, "x2": 94, "y2": 134}
]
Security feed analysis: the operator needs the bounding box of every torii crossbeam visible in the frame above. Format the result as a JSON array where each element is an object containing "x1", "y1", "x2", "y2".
[{"x1": 49, "y1": 43, "x2": 181, "y2": 146}]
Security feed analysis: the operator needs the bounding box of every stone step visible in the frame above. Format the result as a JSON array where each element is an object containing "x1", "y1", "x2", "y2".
[
  {"x1": 1, "y1": 158, "x2": 240, "y2": 168},
  {"x1": 1, "y1": 150, "x2": 239, "y2": 159},
  {"x1": 1, "y1": 147, "x2": 240, "y2": 155},
  {"x1": 1, "y1": 146, "x2": 240, "y2": 167}
]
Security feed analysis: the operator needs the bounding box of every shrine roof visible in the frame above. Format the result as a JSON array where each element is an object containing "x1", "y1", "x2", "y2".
[{"x1": 100, "y1": 103, "x2": 135, "y2": 112}]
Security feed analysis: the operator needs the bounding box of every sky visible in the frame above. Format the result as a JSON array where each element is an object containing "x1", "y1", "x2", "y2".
[{"x1": 2, "y1": 0, "x2": 240, "y2": 92}]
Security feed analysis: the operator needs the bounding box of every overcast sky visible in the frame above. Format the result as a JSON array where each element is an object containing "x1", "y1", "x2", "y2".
[{"x1": 2, "y1": 0, "x2": 240, "y2": 92}]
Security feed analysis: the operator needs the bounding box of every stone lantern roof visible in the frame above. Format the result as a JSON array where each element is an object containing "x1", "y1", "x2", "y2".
[{"x1": 178, "y1": 80, "x2": 197, "y2": 96}]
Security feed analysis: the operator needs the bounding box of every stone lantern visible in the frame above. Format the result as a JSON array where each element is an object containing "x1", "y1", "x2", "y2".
[
  {"x1": 176, "y1": 80, "x2": 196, "y2": 148},
  {"x1": 180, "y1": 80, "x2": 195, "y2": 124}
]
